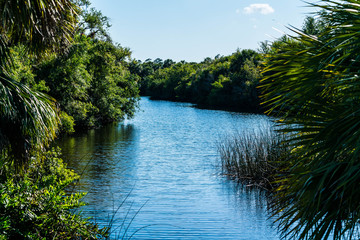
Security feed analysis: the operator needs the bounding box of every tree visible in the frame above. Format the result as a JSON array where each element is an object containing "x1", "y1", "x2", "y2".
[
  {"x1": 78, "y1": 4, "x2": 112, "y2": 41},
  {"x1": 136, "y1": 50, "x2": 262, "y2": 111},
  {"x1": 0, "y1": 0, "x2": 78, "y2": 166},
  {"x1": 261, "y1": 1, "x2": 360, "y2": 239},
  {"x1": 302, "y1": 16, "x2": 326, "y2": 36}
]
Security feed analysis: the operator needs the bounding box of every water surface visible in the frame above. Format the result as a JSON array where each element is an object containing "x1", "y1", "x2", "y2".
[{"x1": 57, "y1": 97, "x2": 279, "y2": 239}]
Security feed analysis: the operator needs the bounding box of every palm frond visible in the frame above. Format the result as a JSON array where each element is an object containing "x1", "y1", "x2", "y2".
[
  {"x1": 261, "y1": 0, "x2": 360, "y2": 239},
  {"x1": 0, "y1": 0, "x2": 79, "y2": 167},
  {"x1": 0, "y1": 0, "x2": 79, "y2": 70},
  {"x1": 0, "y1": 73, "x2": 59, "y2": 167}
]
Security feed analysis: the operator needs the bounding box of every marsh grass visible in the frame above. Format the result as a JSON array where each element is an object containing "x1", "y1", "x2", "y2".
[{"x1": 218, "y1": 128, "x2": 290, "y2": 190}]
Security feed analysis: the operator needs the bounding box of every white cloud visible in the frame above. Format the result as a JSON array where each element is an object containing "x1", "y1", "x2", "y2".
[{"x1": 243, "y1": 4, "x2": 274, "y2": 15}]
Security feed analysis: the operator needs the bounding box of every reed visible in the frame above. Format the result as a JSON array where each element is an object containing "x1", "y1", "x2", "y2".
[{"x1": 218, "y1": 128, "x2": 290, "y2": 190}]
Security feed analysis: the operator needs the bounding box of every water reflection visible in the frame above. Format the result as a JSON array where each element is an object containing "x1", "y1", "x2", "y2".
[
  {"x1": 57, "y1": 97, "x2": 279, "y2": 239},
  {"x1": 58, "y1": 124, "x2": 138, "y2": 196}
]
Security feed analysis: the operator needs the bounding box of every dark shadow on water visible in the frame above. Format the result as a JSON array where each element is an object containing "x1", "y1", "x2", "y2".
[{"x1": 56, "y1": 123, "x2": 138, "y2": 194}]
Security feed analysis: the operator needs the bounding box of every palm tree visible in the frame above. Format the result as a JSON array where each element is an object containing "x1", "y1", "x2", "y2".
[
  {"x1": 261, "y1": 0, "x2": 360, "y2": 239},
  {"x1": 0, "y1": 0, "x2": 78, "y2": 167}
]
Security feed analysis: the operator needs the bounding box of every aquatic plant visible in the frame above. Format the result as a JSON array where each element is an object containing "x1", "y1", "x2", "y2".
[{"x1": 218, "y1": 127, "x2": 290, "y2": 190}]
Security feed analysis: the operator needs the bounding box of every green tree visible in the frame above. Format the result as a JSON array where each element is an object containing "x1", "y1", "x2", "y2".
[
  {"x1": 302, "y1": 16, "x2": 324, "y2": 36},
  {"x1": 0, "y1": 0, "x2": 78, "y2": 166},
  {"x1": 78, "y1": 3, "x2": 112, "y2": 41},
  {"x1": 35, "y1": 36, "x2": 94, "y2": 129},
  {"x1": 137, "y1": 50, "x2": 262, "y2": 111},
  {"x1": 36, "y1": 35, "x2": 139, "y2": 130},
  {"x1": 87, "y1": 41, "x2": 139, "y2": 125},
  {"x1": 261, "y1": 1, "x2": 360, "y2": 239}
]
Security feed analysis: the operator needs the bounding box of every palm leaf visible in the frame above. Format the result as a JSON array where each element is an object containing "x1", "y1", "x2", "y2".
[
  {"x1": 0, "y1": 73, "x2": 59, "y2": 168},
  {"x1": 261, "y1": 0, "x2": 360, "y2": 239},
  {"x1": 0, "y1": 0, "x2": 78, "y2": 167}
]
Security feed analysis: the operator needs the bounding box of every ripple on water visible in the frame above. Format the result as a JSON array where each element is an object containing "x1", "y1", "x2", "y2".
[{"x1": 57, "y1": 97, "x2": 279, "y2": 239}]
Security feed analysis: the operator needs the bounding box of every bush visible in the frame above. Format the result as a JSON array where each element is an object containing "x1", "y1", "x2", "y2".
[
  {"x1": 0, "y1": 148, "x2": 109, "y2": 239},
  {"x1": 59, "y1": 111, "x2": 75, "y2": 134}
]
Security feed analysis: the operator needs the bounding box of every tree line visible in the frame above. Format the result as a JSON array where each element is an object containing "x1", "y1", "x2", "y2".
[{"x1": 130, "y1": 49, "x2": 262, "y2": 112}]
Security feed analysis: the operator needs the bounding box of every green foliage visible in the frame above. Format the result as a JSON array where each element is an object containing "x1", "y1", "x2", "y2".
[
  {"x1": 86, "y1": 40, "x2": 138, "y2": 123},
  {"x1": 35, "y1": 36, "x2": 139, "y2": 130},
  {"x1": 133, "y1": 50, "x2": 262, "y2": 112},
  {"x1": 1, "y1": 0, "x2": 139, "y2": 167},
  {"x1": 7, "y1": 46, "x2": 35, "y2": 86},
  {"x1": 0, "y1": 0, "x2": 78, "y2": 69},
  {"x1": 0, "y1": 148, "x2": 108, "y2": 239},
  {"x1": 0, "y1": 74, "x2": 59, "y2": 168},
  {"x1": 59, "y1": 111, "x2": 75, "y2": 134},
  {"x1": 260, "y1": 1, "x2": 360, "y2": 239},
  {"x1": 78, "y1": 1, "x2": 112, "y2": 41},
  {"x1": 0, "y1": 0, "x2": 78, "y2": 167},
  {"x1": 0, "y1": 0, "x2": 139, "y2": 238},
  {"x1": 302, "y1": 16, "x2": 326, "y2": 36}
]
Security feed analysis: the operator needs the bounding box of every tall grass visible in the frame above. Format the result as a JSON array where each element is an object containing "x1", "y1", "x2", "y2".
[{"x1": 218, "y1": 128, "x2": 290, "y2": 190}]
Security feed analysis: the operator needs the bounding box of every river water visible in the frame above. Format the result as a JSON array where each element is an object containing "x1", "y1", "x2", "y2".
[{"x1": 57, "y1": 97, "x2": 280, "y2": 239}]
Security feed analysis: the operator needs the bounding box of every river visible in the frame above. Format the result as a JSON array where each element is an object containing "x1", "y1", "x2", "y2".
[{"x1": 56, "y1": 97, "x2": 280, "y2": 239}]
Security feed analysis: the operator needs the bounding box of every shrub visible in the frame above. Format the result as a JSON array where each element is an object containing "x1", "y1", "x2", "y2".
[
  {"x1": 0, "y1": 148, "x2": 109, "y2": 239},
  {"x1": 59, "y1": 111, "x2": 75, "y2": 134}
]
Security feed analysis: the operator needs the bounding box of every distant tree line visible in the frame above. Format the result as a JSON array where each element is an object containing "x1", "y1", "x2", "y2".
[{"x1": 129, "y1": 49, "x2": 262, "y2": 112}]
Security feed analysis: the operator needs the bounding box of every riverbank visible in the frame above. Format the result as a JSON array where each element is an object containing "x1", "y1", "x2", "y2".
[{"x1": 146, "y1": 95, "x2": 264, "y2": 114}]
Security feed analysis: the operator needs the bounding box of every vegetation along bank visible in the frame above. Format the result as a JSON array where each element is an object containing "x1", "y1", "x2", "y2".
[{"x1": 0, "y1": 0, "x2": 138, "y2": 238}]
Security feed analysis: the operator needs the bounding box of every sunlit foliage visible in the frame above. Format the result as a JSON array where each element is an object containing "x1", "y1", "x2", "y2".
[
  {"x1": 35, "y1": 36, "x2": 139, "y2": 130},
  {"x1": 132, "y1": 49, "x2": 262, "y2": 112}
]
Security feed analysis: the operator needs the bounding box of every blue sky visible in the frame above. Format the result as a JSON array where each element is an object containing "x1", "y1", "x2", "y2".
[{"x1": 89, "y1": 0, "x2": 317, "y2": 62}]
